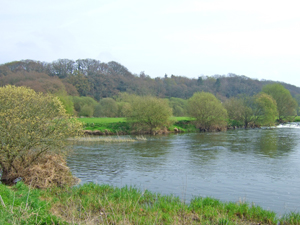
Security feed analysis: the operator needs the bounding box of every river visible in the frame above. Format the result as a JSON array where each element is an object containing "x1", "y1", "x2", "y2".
[{"x1": 67, "y1": 124, "x2": 300, "y2": 215}]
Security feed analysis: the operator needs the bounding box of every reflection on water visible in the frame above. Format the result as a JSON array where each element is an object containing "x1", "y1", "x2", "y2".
[{"x1": 67, "y1": 127, "x2": 300, "y2": 215}]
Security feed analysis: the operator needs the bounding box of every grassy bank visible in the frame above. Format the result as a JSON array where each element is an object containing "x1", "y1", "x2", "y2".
[
  {"x1": 77, "y1": 117, "x2": 197, "y2": 135},
  {"x1": 1, "y1": 182, "x2": 299, "y2": 225},
  {"x1": 78, "y1": 116, "x2": 300, "y2": 135},
  {"x1": 78, "y1": 117, "x2": 131, "y2": 135}
]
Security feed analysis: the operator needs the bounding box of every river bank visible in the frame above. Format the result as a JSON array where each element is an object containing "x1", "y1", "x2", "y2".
[
  {"x1": 78, "y1": 117, "x2": 197, "y2": 135},
  {"x1": 78, "y1": 116, "x2": 300, "y2": 135},
  {"x1": 1, "y1": 182, "x2": 299, "y2": 225}
]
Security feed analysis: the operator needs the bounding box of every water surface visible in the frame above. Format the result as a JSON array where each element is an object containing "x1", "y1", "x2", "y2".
[{"x1": 68, "y1": 125, "x2": 300, "y2": 215}]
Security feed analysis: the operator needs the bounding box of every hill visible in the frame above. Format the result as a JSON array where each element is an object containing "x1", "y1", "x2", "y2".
[{"x1": 1, "y1": 59, "x2": 300, "y2": 100}]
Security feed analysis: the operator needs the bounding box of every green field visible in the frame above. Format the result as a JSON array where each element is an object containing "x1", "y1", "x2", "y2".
[{"x1": 77, "y1": 117, "x2": 126, "y2": 124}]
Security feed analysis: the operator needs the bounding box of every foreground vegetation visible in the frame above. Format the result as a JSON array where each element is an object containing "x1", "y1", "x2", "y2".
[
  {"x1": 0, "y1": 85, "x2": 82, "y2": 186},
  {"x1": 1, "y1": 182, "x2": 300, "y2": 225}
]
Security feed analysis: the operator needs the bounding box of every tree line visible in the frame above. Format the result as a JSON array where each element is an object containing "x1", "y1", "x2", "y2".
[
  {"x1": 0, "y1": 59, "x2": 299, "y2": 130},
  {"x1": 68, "y1": 83, "x2": 297, "y2": 133},
  {"x1": 1, "y1": 59, "x2": 300, "y2": 101}
]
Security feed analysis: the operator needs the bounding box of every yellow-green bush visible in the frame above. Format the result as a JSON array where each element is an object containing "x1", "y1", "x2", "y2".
[{"x1": 0, "y1": 85, "x2": 82, "y2": 186}]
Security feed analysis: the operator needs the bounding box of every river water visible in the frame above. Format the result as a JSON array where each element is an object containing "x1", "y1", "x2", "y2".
[{"x1": 67, "y1": 124, "x2": 300, "y2": 215}]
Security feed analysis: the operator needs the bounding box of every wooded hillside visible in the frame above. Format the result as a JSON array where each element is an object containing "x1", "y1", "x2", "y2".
[{"x1": 1, "y1": 59, "x2": 300, "y2": 100}]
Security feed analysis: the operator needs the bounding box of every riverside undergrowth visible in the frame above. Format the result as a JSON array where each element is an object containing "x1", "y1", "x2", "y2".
[
  {"x1": 1, "y1": 182, "x2": 300, "y2": 225},
  {"x1": 0, "y1": 182, "x2": 64, "y2": 224}
]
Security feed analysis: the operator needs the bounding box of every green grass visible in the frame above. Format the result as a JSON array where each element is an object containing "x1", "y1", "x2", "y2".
[
  {"x1": 0, "y1": 182, "x2": 64, "y2": 224},
  {"x1": 77, "y1": 117, "x2": 131, "y2": 134},
  {"x1": 77, "y1": 117, "x2": 126, "y2": 124},
  {"x1": 170, "y1": 117, "x2": 197, "y2": 133},
  {"x1": 171, "y1": 117, "x2": 195, "y2": 122},
  {"x1": 1, "y1": 182, "x2": 299, "y2": 225}
]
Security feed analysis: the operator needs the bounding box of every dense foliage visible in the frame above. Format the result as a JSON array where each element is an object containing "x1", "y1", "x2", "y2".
[
  {"x1": 1, "y1": 59, "x2": 300, "y2": 101},
  {"x1": 0, "y1": 85, "x2": 82, "y2": 185},
  {"x1": 1, "y1": 59, "x2": 299, "y2": 127},
  {"x1": 188, "y1": 92, "x2": 228, "y2": 131},
  {"x1": 262, "y1": 84, "x2": 298, "y2": 121},
  {"x1": 253, "y1": 93, "x2": 278, "y2": 126},
  {"x1": 224, "y1": 93, "x2": 279, "y2": 128},
  {"x1": 125, "y1": 95, "x2": 173, "y2": 134}
]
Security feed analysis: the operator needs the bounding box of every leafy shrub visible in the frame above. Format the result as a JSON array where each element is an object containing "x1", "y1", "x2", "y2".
[{"x1": 0, "y1": 85, "x2": 82, "y2": 186}]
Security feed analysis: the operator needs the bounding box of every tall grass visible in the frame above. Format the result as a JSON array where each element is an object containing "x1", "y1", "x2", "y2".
[
  {"x1": 1, "y1": 182, "x2": 299, "y2": 224},
  {"x1": 0, "y1": 182, "x2": 64, "y2": 224}
]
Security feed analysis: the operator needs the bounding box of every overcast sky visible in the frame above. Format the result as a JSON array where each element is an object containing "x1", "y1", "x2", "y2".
[{"x1": 1, "y1": 0, "x2": 300, "y2": 87}]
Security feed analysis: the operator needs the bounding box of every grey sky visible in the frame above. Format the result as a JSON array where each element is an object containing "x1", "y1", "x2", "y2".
[{"x1": 1, "y1": 0, "x2": 300, "y2": 87}]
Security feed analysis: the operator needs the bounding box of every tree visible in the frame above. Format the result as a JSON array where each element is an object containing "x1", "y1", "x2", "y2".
[
  {"x1": 93, "y1": 98, "x2": 118, "y2": 117},
  {"x1": 76, "y1": 58, "x2": 102, "y2": 76},
  {"x1": 0, "y1": 71, "x2": 66, "y2": 94},
  {"x1": 115, "y1": 92, "x2": 137, "y2": 117},
  {"x1": 188, "y1": 92, "x2": 228, "y2": 131},
  {"x1": 169, "y1": 97, "x2": 188, "y2": 116},
  {"x1": 197, "y1": 77, "x2": 203, "y2": 85},
  {"x1": 224, "y1": 97, "x2": 247, "y2": 127},
  {"x1": 239, "y1": 96, "x2": 256, "y2": 128},
  {"x1": 294, "y1": 94, "x2": 300, "y2": 116},
  {"x1": 65, "y1": 70, "x2": 90, "y2": 96},
  {"x1": 231, "y1": 93, "x2": 278, "y2": 127},
  {"x1": 125, "y1": 96, "x2": 173, "y2": 134},
  {"x1": 49, "y1": 59, "x2": 75, "y2": 78},
  {"x1": 79, "y1": 104, "x2": 94, "y2": 117},
  {"x1": 262, "y1": 84, "x2": 297, "y2": 122},
  {"x1": 254, "y1": 93, "x2": 278, "y2": 126},
  {"x1": 224, "y1": 94, "x2": 277, "y2": 128},
  {"x1": 0, "y1": 85, "x2": 82, "y2": 185},
  {"x1": 214, "y1": 78, "x2": 221, "y2": 92},
  {"x1": 72, "y1": 96, "x2": 97, "y2": 117},
  {"x1": 253, "y1": 93, "x2": 278, "y2": 126},
  {"x1": 55, "y1": 90, "x2": 75, "y2": 115}
]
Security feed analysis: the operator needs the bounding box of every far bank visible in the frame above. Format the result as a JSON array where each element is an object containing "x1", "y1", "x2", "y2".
[
  {"x1": 77, "y1": 116, "x2": 300, "y2": 135},
  {"x1": 78, "y1": 117, "x2": 197, "y2": 135}
]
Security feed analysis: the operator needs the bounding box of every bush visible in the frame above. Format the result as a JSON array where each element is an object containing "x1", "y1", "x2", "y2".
[
  {"x1": 188, "y1": 92, "x2": 228, "y2": 131},
  {"x1": 72, "y1": 96, "x2": 97, "y2": 117},
  {"x1": 79, "y1": 104, "x2": 94, "y2": 117},
  {"x1": 125, "y1": 95, "x2": 173, "y2": 134},
  {"x1": 0, "y1": 85, "x2": 82, "y2": 186},
  {"x1": 93, "y1": 98, "x2": 118, "y2": 117}
]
